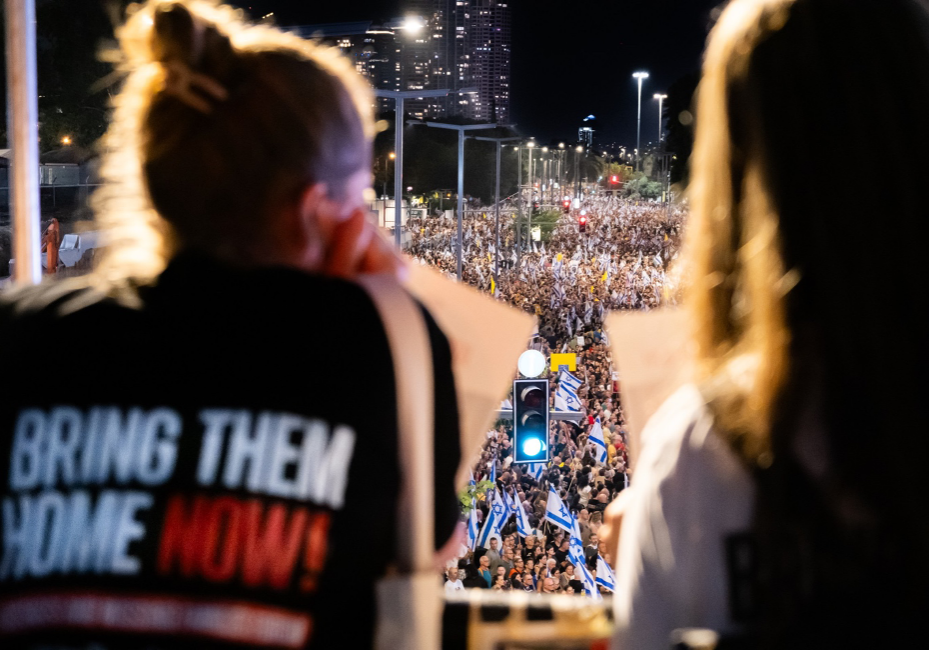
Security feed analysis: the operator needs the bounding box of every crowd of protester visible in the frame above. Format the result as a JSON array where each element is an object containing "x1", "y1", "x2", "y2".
[{"x1": 409, "y1": 195, "x2": 686, "y2": 595}]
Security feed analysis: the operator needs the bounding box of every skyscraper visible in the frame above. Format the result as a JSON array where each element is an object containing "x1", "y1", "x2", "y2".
[
  {"x1": 461, "y1": 0, "x2": 511, "y2": 123},
  {"x1": 300, "y1": 1, "x2": 512, "y2": 122}
]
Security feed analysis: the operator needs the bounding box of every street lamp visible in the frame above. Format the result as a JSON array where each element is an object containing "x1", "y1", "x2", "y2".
[
  {"x1": 376, "y1": 87, "x2": 476, "y2": 247},
  {"x1": 401, "y1": 16, "x2": 425, "y2": 35},
  {"x1": 409, "y1": 120, "x2": 497, "y2": 280},
  {"x1": 633, "y1": 71, "x2": 649, "y2": 171},
  {"x1": 574, "y1": 145, "x2": 584, "y2": 198},
  {"x1": 470, "y1": 135, "x2": 520, "y2": 289},
  {"x1": 654, "y1": 93, "x2": 668, "y2": 144}
]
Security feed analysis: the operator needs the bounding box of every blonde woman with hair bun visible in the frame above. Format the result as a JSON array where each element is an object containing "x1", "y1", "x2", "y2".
[{"x1": 0, "y1": 2, "x2": 463, "y2": 648}]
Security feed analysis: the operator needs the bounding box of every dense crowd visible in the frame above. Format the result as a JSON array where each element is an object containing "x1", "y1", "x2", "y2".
[{"x1": 410, "y1": 196, "x2": 687, "y2": 595}]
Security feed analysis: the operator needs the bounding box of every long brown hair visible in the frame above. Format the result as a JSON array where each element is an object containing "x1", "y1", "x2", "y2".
[
  {"x1": 688, "y1": 0, "x2": 929, "y2": 643},
  {"x1": 92, "y1": 0, "x2": 374, "y2": 290}
]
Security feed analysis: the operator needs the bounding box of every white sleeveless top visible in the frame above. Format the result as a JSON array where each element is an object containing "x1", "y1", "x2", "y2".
[{"x1": 611, "y1": 384, "x2": 755, "y2": 650}]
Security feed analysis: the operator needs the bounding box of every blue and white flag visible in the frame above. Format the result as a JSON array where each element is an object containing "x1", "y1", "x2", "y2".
[
  {"x1": 467, "y1": 503, "x2": 480, "y2": 550},
  {"x1": 530, "y1": 462, "x2": 546, "y2": 482},
  {"x1": 545, "y1": 486, "x2": 574, "y2": 534},
  {"x1": 504, "y1": 488, "x2": 519, "y2": 518},
  {"x1": 596, "y1": 555, "x2": 616, "y2": 592},
  {"x1": 588, "y1": 417, "x2": 608, "y2": 464},
  {"x1": 559, "y1": 369, "x2": 583, "y2": 392},
  {"x1": 577, "y1": 560, "x2": 602, "y2": 600},
  {"x1": 554, "y1": 384, "x2": 582, "y2": 412},
  {"x1": 568, "y1": 514, "x2": 585, "y2": 567},
  {"x1": 515, "y1": 494, "x2": 533, "y2": 538},
  {"x1": 477, "y1": 490, "x2": 507, "y2": 548},
  {"x1": 488, "y1": 461, "x2": 496, "y2": 485}
]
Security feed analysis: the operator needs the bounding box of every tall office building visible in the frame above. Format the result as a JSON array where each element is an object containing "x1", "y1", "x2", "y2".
[
  {"x1": 300, "y1": 0, "x2": 511, "y2": 122},
  {"x1": 460, "y1": 0, "x2": 510, "y2": 123}
]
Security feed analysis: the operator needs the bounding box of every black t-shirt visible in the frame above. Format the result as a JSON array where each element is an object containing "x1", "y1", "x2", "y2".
[{"x1": 0, "y1": 253, "x2": 461, "y2": 650}]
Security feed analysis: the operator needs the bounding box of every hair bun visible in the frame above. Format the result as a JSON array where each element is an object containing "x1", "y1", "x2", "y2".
[
  {"x1": 151, "y1": 2, "x2": 236, "y2": 78},
  {"x1": 152, "y1": 3, "x2": 200, "y2": 65}
]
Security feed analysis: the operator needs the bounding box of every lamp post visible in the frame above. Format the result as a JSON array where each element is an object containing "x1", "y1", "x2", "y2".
[
  {"x1": 377, "y1": 87, "x2": 477, "y2": 248},
  {"x1": 633, "y1": 71, "x2": 649, "y2": 172},
  {"x1": 654, "y1": 93, "x2": 668, "y2": 145},
  {"x1": 541, "y1": 146, "x2": 550, "y2": 206},
  {"x1": 471, "y1": 136, "x2": 520, "y2": 290},
  {"x1": 410, "y1": 121, "x2": 497, "y2": 280},
  {"x1": 526, "y1": 141, "x2": 536, "y2": 252},
  {"x1": 574, "y1": 145, "x2": 582, "y2": 198}
]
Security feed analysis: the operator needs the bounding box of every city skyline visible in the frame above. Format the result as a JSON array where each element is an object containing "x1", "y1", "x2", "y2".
[{"x1": 231, "y1": 0, "x2": 722, "y2": 148}]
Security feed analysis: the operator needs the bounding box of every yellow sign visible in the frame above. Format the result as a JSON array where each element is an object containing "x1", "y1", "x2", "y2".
[
  {"x1": 550, "y1": 353, "x2": 577, "y2": 372},
  {"x1": 491, "y1": 278, "x2": 496, "y2": 295},
  {"x1": 601, "y1": 271, "x2": 608, "y2": 282}
]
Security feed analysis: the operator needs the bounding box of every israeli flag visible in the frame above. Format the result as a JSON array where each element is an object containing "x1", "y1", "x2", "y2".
[
  {"x1": 545, "y1": 486, "x2": 574, "y2": 534},
  {"x1": 467, "y1": 503, "x2": 480, "y2": 550},
  {"x1": 488, "y1": 461, "x2": 496, "y2": 485},
  {"x1": 554, "y1": 384, "x2": 582, "y2": 412},
  {"x1": 515, "y1": 494, "x2": 533, "y2": 538},
  {"x1": 568, "y1": 514, "x2": 585, "y2": 567},
  {"x1": 531, "y1": 462, "x2": 546, "y2": 482},
  {"x1": 588, "y1": 417, "x2": 608, "y2": 464},
  {"x1": 494, "y1": 490, "x2": 511, "y2": 532},
  {"x1": 596, "y1": 555, "x2": 616, "y2": 592},
  {"x1": 504, "y1": 488, "x2": 519, "y2": 517},
  {"x1": 577, "y1": 560, "x2": 603, "y2": 600},
  {"x1": 559, "y1": 369, "x2": 583, "y2": 392},
  {"x1": 477, "y1": 491, "x2": 507, "y2": 548}
]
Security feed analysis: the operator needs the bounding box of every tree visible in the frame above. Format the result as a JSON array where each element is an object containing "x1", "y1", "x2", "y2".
[{"x1": 459, "y1": 480, "x2": 495, "y2": 515}]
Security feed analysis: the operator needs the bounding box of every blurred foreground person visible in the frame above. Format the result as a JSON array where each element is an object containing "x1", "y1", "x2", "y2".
[
  {"x1": 606, "y1": 0, "x2": 929, "y2": 647},
  {"x1": 0, "y1": 1, "x2": 460, "y2": 648}
]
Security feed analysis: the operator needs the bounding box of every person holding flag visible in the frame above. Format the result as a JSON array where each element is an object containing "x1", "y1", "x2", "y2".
[
  {"x1": 476, "y1": 490, "x2": 507, "y2": 549},
  {"x1": 588, "y1": 417, "x2": 609, "y2": 464},
  {"x1": 515, "y1": 490, "x2": 534, "y2": 538},
  {"x1": 554, "y1": 383, "x2": 583, "y2": 412},
  {"x1": 596, "y1": 555, "x2": 616, "y2": 592},
  {"x1": 559, "y1": 369, "x2": 583, "y2": 396},
  {"x1": 545, "y1": 486, "x2": 575, "y2": 534},
  {"x1": 467, "y1": 501, "x2": 480, "y2": 550}
]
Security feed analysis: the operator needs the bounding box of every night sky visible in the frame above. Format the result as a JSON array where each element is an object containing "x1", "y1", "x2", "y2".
[{"x1": 229, "y1": 0, "x2": 722, "y2": 149}]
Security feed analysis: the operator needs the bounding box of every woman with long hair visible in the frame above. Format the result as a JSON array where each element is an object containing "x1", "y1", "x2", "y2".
[{"x1": 605, "y1": 0, "x2": 929, "y2": 647}]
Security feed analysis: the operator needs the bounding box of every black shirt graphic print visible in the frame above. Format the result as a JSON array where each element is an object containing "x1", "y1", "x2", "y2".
[{"x1": 0, "y1": 253, "x2": 461, "y2": 650}]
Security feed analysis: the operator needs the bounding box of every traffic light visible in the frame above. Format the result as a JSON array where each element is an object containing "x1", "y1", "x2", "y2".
[
  {"x1": 513, "y1": 379, "x2": 550, "y2": 464},
  {"x1": 532, "y1": 201, "x2": 541, "y2": 215},
  {"x1": 578, "y1": 211, "x2": 588, "y2": 233},
  {"x1": 610, "y1": 175, "x2": 620, "y2": 184},
  {"x1": 562, "y1": 199, "x2": 571, "y2": 214}
]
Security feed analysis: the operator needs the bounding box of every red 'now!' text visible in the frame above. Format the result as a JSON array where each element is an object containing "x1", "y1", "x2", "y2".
[{"x1": 157, "y1": 493, "x2": 330, "y2": 592}]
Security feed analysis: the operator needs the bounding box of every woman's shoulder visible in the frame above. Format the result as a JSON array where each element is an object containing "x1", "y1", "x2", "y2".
[{"x1": 634, "y1": 384, "x2": 754, "y2": 509}]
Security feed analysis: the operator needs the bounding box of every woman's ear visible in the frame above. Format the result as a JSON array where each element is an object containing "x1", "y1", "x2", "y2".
[{"x1": 275, "y1": 183, "x2": 328, "y2": 272}]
